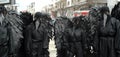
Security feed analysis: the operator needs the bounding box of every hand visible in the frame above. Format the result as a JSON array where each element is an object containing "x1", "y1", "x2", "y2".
[{"x1": 90, "y1": 46, "x2": 94, "y2": 53}]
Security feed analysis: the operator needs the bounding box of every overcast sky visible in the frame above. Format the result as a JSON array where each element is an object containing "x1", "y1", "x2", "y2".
[{"x1": 16, "y1": 0, "x2": 52, "y2": 12}]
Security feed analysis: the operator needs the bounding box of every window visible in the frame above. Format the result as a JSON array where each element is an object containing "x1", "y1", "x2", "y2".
[{"x1": 68, "y1": 1, "x2": 70, "y2": 5}]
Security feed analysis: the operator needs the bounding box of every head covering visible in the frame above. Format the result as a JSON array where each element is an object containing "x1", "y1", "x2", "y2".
[
  {"x1": 99, "y1": 6, "x2": 110, "y2": 13},
  {"x1": 34, "y1": 12, "x2": 42, "y2": 19}
]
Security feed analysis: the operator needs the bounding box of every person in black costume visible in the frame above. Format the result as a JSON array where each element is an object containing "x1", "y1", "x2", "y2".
[
  {"x1": 18, "y1": 12, "x2": 33, "y2": 57},
  {"x1": 0, "y1": 6, "x2": 15, "y2": 57},
  {"x1": 97, "y1": 6, "x2": 120, "y2": 57},
  {"x1": 54, "y1": 16, "x2": 70, "y2": 57},
  {"x1": 85, "y1": 7, "x2": 101, "y2": 57},
  {"x1": 111, "y1": 2, "x2": 120, "y2": 57},
  {"x1": 6, "y1": 10, "x2": 24, "y2": 57},
  {"x1": 64, "y1": 16, "x2": 87, "y2": 57},
  {"x1": 41, "y1": 13, "x2": 52, "y2": 57},
  {"x1": 111, "y1": 2, "x2": 120, "y2": 21},
  {"x1": 25, "y1": 12, "x2": 48, "y2": 57}
]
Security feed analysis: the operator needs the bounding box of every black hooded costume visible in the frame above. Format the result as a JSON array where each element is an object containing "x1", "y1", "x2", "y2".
[
  {"x1": 64, "y1": 16, "x2": 87, "y2": 57},
  {"x1": 54, "y1": 16, "x2": 70, "y2": 57},
  {"x1": 25, "y1": 12, "x2": 48, "y2": 57},
  {"x1": 0, "y1": 6, "x2": 14, "y2": 57},
  {"x1": 97, "y1": 6, "x2": 120, "y2": 57}
]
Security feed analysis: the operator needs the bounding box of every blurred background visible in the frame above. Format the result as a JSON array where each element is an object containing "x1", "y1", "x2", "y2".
[{"x1": 1, "y1": 0, "x2": 119, "y2": 18}]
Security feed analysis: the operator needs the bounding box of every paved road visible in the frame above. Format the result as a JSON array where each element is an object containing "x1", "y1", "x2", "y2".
[{"x1": 49, "y1": 40, "x2": 56, "y2": 57}]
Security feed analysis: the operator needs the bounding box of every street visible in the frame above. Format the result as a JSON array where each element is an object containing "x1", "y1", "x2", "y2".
[{"x1": 49, "y1": 40, "x2": 56, "y2": 57}]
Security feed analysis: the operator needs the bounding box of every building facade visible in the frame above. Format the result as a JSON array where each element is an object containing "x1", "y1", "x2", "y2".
[
  {"x1": 4, "y1": 0, "x2": 18, "y2": 12},
  {"x1": 27, "y1": 2, "x2": 35, "y2": 14},
  {"x1": 43, "y1": 0, "x2": 120, "y2": 17}
]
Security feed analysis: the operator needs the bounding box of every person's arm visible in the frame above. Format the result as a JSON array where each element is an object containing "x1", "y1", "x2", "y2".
[
  {"x1": 24, "y1": 25, "x2": 32, "y2": 56},
  {"x1": 8, "y1": 24, "x2": 14, "y2": 57},
  {"x1": 114, "y1": 19, "x2": 120, "y2": 55}
]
